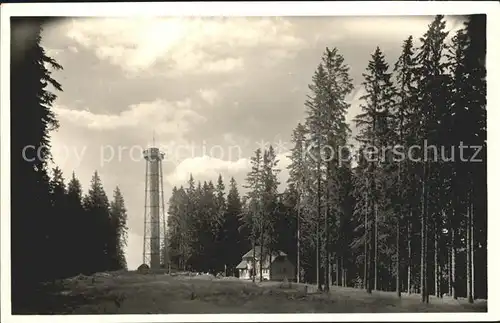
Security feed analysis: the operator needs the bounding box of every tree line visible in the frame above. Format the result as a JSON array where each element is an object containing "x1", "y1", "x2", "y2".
[
  {"x1": 166, "y1": 174, "x2": 251, "y2": 275},
  {"x1": 11, "y1": 18, "x2": 129, "y2": 311},
  {"x1": 288, "y1": 14, "x2": 486, "y2": 302},
  {"x1": 166, "y1": 147, "x2": 297, "y2": 282},
  {"x1": 165, "y1": 15, "x2": 486, "y2": 303}
]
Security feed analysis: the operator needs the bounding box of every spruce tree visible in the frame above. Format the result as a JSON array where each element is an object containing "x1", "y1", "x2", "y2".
[
  {"x1": 287, "y1": 123, "x2": 311, "y2": 282},
  {"x1": 215, "y1": 174, "x2": 226, "y2": 226},
  {"x1": 393, "y1": 35, "x2": 418, "y2": 297},
  {"x1": 48, "y1": 167, "x2": 67, "y2": 278},
  {"x1": 321, "y1": 47, "x2": 354, "y2": 290},
  {"x1": 261, "y1": 146, "x2": 281, "y2": 275},
  {"x1": 11, "y1": 18, "x2": 63, "y2": 310},
  {"x1": 463, "y1": 14, "x2": 486, "y2": 302},
  {"x1": 243, "y1": 148, "x2": 264, "y2": 282},
  {"x1": 66, "y1": 172, "x2": 86, "y2": 275},
  {"x1": 167, "y1": 186, "x2": 187, "y2": 269},
  {"x1": 110, "y1": 186, "x2": 128, "y2": 270},
  {"x1": 304, "y1": 63, "x2": 329, "y2": 290},
  {"x1": 213, "y1": 174, "x2": 227, "y2": 271},
  {"x1": 447, "y1": 14, "x2": 486, "y2": 302},
  {"x1": 354, "y1": 46, "x2": 396, "y2": 293},
  {"x1": 220, "y1": 177, "x2": 247, "y2": 276},
  {"x1": 83, "y1": 171, "x2": 111, "y2": 273},
  {"x1": 415, "y1": 15, "x2": 450, "y2": 303}
]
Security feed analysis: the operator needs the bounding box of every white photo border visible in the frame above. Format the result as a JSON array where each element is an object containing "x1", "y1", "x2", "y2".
[{"x1": 1, "y1": 1, "x2": 499, "y2": 322}]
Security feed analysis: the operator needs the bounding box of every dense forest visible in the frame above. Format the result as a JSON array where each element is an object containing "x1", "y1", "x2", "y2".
[
  {"x1": 10, "y1": 18, "x2": 129, "y2": 311},
  {"x1": 165, "y1": 15, "x2": 487, "y2": 303}
]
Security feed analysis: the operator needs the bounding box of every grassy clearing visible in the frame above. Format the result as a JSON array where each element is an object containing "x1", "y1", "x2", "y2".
[{"x1": 22, "y1": 271, "x2": 487, "y2": 314}]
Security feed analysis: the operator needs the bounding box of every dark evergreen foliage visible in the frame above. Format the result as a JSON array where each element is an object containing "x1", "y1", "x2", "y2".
[{"x1": 11, "y1": 19, "x2": 129, "y2": 313}]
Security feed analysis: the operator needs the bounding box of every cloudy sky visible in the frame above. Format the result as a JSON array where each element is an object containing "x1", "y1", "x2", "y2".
[{"x1": 39, "y1": 15, "x2": 463, "y2": 269}]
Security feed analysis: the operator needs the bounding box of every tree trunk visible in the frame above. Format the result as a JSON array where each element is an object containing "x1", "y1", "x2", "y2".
[
  {"x1": 296, "y1": 205, "x2": 300, "y2": 283},
  {"x1": 324, "y1": 186, "x2": 330, "y2": 292},
  {"x1": 341, "y1": 256, "x2": 345, "y2": 287},
  {"x1": 434, "y1": 224, "x2": 440, "y2": 297},
  {"x1": 424, "y1": 175, "x2": 430, "y2": 304},
  {"x1": 252, "y1": 242, "x2": 256, "y2": 283},
  {"x1": 374, "y1": 203, "x2": 378, "y2": 291},
  {"x1": 420, "y1": 165, "x2": 427, "y2": 303},
  {"x1": 366, "y1": 174, "x2": 373, "y2": 294},
  {"x1": 259, "y1": 228, "x2": 264, "y2": 282},
  {"x1": 407, "y1": 216, "x2": 412, "y2": 294},
  {"x1": 451, "y1": 218, "x2": 457, "y2": 299},
  {"x1": 467, "y1": 195, "x2": 473, "y2": 303},
  {"x1": 448, "y1": 243, "x2": 452, "y2": 296},
  {"x1": 297, "y1": 203, "x2": 301, "y2": 283},
  {"x1": 471, "y1": 197, "x2": 475, "y2": 301},
  {"x1": 269, "y1": 252, "x2": 272, "y2": 281},
  {"x1": 369, "y1": 203, "x2": 377, "y2": 295},
  {"x1": 396, "y1": 218, "x2": 401, "y2": 297},
  {"x1": 336, "y1": 256, "x2": 340, "y2": 287},
  {"x1": 366, "y1": 219, "x2": 372, "y2": 294},
  {"x1": 396, "y1": 155, "x2": 402, "y2": 297},
  {"x1": 324, "y1": 234, "x2": 330, "y2": 291},
  {"x1": 178, "y1": 240, "x2": 181, "y2": 271},
  {"x1": 329, "y1": 253, "x2": 333, "y2": 287},
  {"x1": 363, "y1": 189, "x2": 370, "y2": 290},
  {"x1": 367, "y1": 176, "x2": 376, "y2": 295},
  {"x1": 316, "y1": 162, "x2": 322, "y2": 291},
  {"x1": 316, "y1": 228, "x2": 321, "y2": 290}
]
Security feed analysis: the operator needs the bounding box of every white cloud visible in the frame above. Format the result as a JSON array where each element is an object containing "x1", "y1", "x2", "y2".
[
  {"x1": 67, "y1": 45, "x2": 79, "y2": 53},
  {"x1": 346, "y1": 85, "x2": 365, "y2": 124},
  {"x1": 276, "y1": 152, "x2": 291, "y2": 191},
  {"x1": 329, "y1": 16, "x2": 465, "y2": 44},
  {"x1": 45, "y1": 48, "x2": 63, "y2": 57},
  {"x1": 276, "y1": 151, "x2": 292, "y2": 170},
  {"x1": 125, "y1": 231, "x2": 144, "y2": 270},
  {"x1": 198, "y1": 88, "x2": 218, "y2": 105},
  {"x1": 166, "y1": 155, "x2": 250, "y2": 186},
  {"x1": 202, "y1": 57, "x2": 244, "y2": 73},
  {"x1": 61, "y1": 17, "x2": 306, "y2": 75},
  {"x1": 165, "y1": 149, "x2": 290, "y2": 186},
  {"x1": 223, "y1": 133, "x2": 237, "y2": 145},
  {"x1": 338, "y1": 16, "x2": 432, "y2": 40},
  {"x1": 222, "y1": 133, "x2": 251, "y2": 150},
  {"x1": 54, "y1": 99, "x2": 206, "y2": 136}
]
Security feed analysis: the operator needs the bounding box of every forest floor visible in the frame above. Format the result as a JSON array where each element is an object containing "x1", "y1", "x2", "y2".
[{"x1": 21, "y1": 270, "x2": 487, "y2": 314}]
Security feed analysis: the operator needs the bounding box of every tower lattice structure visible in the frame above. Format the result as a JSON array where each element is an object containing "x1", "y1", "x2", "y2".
[{"x1": 142, "y1": 146, "x2": 167, "y2": 270}]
